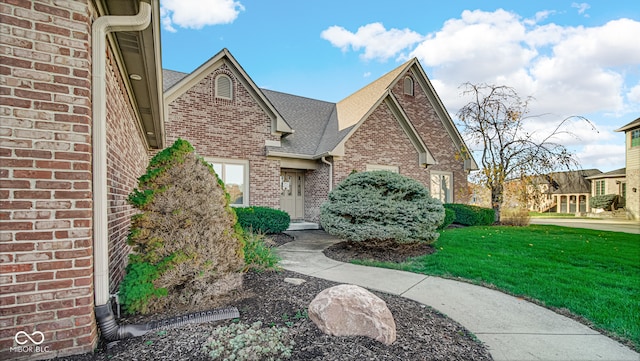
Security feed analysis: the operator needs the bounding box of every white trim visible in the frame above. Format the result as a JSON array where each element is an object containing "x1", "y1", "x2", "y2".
[
  {"x1": 430, "y1": 170, "x2": 453, "y2": 203},
  {"x1": 366, "y1": 164, "x2": 399, "y2": 173},
  {"x1": 204, "y1": 157, "x2": 250, "y2": 206},
  {"x1": 265, "y1": 139, "x2": 281, "y2": 147}
]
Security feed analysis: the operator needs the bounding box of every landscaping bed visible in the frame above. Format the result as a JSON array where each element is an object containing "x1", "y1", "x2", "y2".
[{"x1": 55, "y1": 235, "x2": 491, "y2": 361}]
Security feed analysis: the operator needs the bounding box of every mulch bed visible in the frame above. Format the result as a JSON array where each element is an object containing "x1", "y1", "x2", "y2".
[
  {"x1": 54, "y1": 234, "x2": 492, "y2": 361},
  {"x1": 324, "y1": 239, "x2": 435, "y2": 263}
]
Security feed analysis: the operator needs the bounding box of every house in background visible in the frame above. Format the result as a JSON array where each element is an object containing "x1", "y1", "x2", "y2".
[
  {"x1": 616, "y1": 117, "x2": 640, "y2": 220},
  {"x1": 1, "y1": 0, "x2": 163, "y2": 359},
  {"x1": 163, "y1": 49, "x2": 478, "y2": 224},
  {"x1": 529, "y1": 169, "x2": 602, "y2": 214},
  {"x1": 585, "y1": 168, "x2": 627, "y2": 209}
]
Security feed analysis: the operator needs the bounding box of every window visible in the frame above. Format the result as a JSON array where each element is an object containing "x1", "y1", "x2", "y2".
[
  {"x1": 403, "y1": 76, "x2": 414, "y2": 96},
  {"x1": 632, "y1": 129, "x2": 640, "y2": 147},
  {"x1": 365, "y1": 164, "x2": 399, "y2": 173},
  {"x1": 215, "y1": 74, "x2": 232, "y2": 100},
  {"x1": 431, "y1": 172, "x2": 453, "y2": 203},
  {"x1": 595, "y1": 180, "x2": 605, "y2": 196},
  {"x1": 207, "y1": 158, "x2": 248, "y2": 206}
]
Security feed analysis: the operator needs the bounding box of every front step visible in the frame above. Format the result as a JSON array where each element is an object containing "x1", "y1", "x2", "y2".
[{"x1": 287, "y1": 222, "x2": 321, "y2": 231}]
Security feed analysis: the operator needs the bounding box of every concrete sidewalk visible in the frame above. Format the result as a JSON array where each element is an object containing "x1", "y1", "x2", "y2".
[
  {"x1": 276, "y1": 230, "x2": 640, "y2": 361},
  {"x1": 530, "y1": 218, "x2": 640, "y2": 234}
]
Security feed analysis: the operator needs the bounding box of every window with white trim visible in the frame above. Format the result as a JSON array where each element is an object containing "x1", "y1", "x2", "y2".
[
  {"x1": 431, "y1": 171, "x2": 453, "y2": 203},
  {"x1": 215, "y1": 74, "x2": 232, "y2": 100},
  {"x1": 595, "y1": 180, "x2": 605, "y2": 196},
  {"x1": 365, "y1": 164, "x2": 399, "y2": 173},
  {"x1": 207, "y1": 158, "x2": 248, "y2": 206}
]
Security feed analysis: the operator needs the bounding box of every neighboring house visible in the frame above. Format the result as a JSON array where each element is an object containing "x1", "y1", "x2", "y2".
[
  {"x1": 585, "y1": 168, "x2": 627, "y2": 208},
  {"x1": 1, "y1": 0, "x2": 163, "y2": 359},
  {"x1": 528, "y1": 169, "x2": 603, "y2": 214},
  {"x1": 616, "y1": 117, "x2": 640, "y2": 220},
  {"x1": 163, "y1": 49, "x2": 478, "y2": 223}
]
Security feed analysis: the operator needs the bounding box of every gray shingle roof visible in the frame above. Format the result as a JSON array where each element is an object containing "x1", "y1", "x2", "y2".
[{"x1": 163, "y1": 69, "x2": 188, "y2": 91}]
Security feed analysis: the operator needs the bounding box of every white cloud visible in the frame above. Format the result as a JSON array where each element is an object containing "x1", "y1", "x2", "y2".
[
  {"x1": 161, "y1": 0, "x2": 244, "y2": 32},
  {"x1": 628, "y1": 83, "x2": 640, "y2": 103},
  {"x1": 576, "y1": 144, "x2": 625, "y2": 170},
  {"x1": 320, "y1": 23, "x2": 423, "y2": 61},
  {"x1": 363, "y1": 72, "x2": 372, "y2": 78},
  {"x1": 571, "y1": 2, "x2": 591, "y2": 16}
]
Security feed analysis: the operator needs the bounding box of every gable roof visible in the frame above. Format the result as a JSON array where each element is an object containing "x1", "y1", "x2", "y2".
[
  {"x1": 163, "y1": 49, "x2": 478, "y2": 170},
  {"x1": 163, "y1": 48, "x2": 293, "y2": 134}
]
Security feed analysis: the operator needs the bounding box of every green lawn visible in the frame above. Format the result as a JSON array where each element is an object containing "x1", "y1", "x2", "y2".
[
  {"x1": 355, "y1": 225, "x2": 640, "y2": 349},
  {"x1": 529, "y1": 212, "x2": 576, "y2": 217}
]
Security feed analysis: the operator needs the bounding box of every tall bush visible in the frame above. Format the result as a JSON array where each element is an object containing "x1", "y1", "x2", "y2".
[
  {"x1": 120, "y1": 139, "x2": 245, "y2": 315},
  {"x1": 320, "y1": 171, "x2": 445, "y2": 244}
]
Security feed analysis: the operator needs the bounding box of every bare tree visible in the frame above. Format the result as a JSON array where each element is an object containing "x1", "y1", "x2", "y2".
[{"x1": 457, "y1": 83, "x2": 595, "y2": 222}]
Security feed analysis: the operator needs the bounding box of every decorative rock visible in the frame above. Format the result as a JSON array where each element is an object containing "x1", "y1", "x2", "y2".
[
  {"x1": 308, "y1": 284, "x2": 396, "y2": 345},
  {"x1": 284, "y1": 277, "x2": 306, "y2": 285}
]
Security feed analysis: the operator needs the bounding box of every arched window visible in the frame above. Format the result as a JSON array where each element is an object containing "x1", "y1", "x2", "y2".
[
  {"x1": 215, "y1": 74, "x2": 232, "y2": 100},
  {"x1": 403, "y1": 76, "x2": 414, "y2": 96}
]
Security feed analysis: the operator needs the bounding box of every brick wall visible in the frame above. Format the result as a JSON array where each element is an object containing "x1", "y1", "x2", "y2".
[
  {"x1": 391, "y1": 71, "x2": 469, "y2": 203},
  {"x1": 304, "y1": 163, "x2": 330, "y2": 222},
  {"x1": 0, "y1": 0, "x2": 151, "y2": 359},
  {"x1": 104, "y1": 48, "x2": 150, "y2": 292},
  {"x1": 165, "y1": 64, "x2": 281, "y2": 209},
  {"x1": 332, "y1": 70, "x2": 469, "y2": 205}
]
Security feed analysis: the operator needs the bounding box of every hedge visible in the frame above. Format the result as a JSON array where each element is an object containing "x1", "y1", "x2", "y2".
[
  {"x1": 444, "y1": 203, "x2": 495, "y2": 226},
  {"x1": 589, "y1": 194, "x2": 618, "y2": 210},
  {"x1": 235, "y1": 206, "x2": 291, "y2": 234}
]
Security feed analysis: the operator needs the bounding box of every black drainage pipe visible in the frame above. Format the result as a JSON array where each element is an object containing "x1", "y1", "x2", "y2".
[{"x1": 95, "y1": 304, "x2": 240, "y2": 341}]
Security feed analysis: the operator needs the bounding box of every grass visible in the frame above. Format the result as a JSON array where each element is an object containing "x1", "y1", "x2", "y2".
[{"x1": 355, "y1": 225, "x2": 640, "y2": 349}]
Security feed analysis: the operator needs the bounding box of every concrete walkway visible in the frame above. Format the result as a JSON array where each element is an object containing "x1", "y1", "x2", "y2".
[
  {"x1": 530, "y1": 218, "x2": 640, "y2": 234},
  {"x1": 276, "y1": 230, "x2": 640, "y2": 361}
]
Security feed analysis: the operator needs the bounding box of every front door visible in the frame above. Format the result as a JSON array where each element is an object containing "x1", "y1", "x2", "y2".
[{"x1": 280, "y1": 171, "x2": 304, "y2": 220}]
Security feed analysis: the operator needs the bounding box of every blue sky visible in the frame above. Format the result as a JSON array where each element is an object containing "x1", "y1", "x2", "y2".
[{"x1": 160, "y1": 0, "x2": 640, "y2": 172}]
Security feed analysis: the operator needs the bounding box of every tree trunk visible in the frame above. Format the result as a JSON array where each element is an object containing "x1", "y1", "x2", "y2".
[{"x1": 491, "y1": 184, "x2": 503, "y2": 223}]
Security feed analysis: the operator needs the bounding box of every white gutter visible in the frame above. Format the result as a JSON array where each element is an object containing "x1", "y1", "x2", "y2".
[
  {"x1": 92, "y1": 2, "x2": 152, "y2": 307},
  {"x1": 321, "y1": 156, "x2": 333, "y2": 192}
]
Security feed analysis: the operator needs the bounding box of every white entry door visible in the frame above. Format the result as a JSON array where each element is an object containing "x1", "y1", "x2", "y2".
[{"x1": 280, "y1": 171, "x2": 304, "y2": 220}]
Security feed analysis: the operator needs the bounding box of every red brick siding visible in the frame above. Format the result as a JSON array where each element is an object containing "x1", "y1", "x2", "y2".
[
  {"x1": 333, "y1": 103, "x2": 430, "y2": 187},
  {"x1": 165, "y1": 64, "x2": 281, "y2": 208},
  {"x1": 392, "y1": 72, "x2": 469, "y2": 202},
  {"x1": 304, "y1": 163, "x2": 330, "y2": 222},
  {"x1": 104, "y1": 47, "x2": 150, "y2": 292},
  {"x1": 0, "y1": 0, "x2": 96, "y2": 359},
  {"x1": 0, "y1": 0, "x2": 151, "y2": 359}
]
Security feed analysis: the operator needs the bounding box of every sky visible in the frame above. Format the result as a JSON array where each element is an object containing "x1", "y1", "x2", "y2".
[{"x1": 159, "y1": 0, "x2": 640, "y2": 173}]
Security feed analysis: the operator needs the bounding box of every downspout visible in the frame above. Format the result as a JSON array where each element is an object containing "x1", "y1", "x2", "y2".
[
  {"x1": 91, "y1": 1, "x2": 151, "y2": 337},
  {"x1": 321, "y1": 156, "x2": 333, "y2": 191}
]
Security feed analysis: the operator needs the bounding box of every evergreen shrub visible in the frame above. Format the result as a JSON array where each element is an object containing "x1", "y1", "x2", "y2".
[
  {"x1": 590, "y1": 194, "x2": 618, "y2": 210},
  {"x1": 438, "y1": 208, "x2": 456, "y2": 230},
  {"x1": 320, "y1": 171, "x2": 445, "y2": 244},
  {"x1": 235, "y1": 206, "x2": 290, "y2": 234},
  {"x1": 444, "y1": 203, "x2": 495, "y2": 226},
  {"x1": 120, "y1": 139, "x2": 245, "y2": 315}
]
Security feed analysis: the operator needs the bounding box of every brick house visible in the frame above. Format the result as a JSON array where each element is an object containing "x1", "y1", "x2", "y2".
[
  {"x1": 1, "y1": 0, "x2": 163, "y2": 359},
  {"x1": 164, "y1": 49, "x2": 478, "y2": 224}
]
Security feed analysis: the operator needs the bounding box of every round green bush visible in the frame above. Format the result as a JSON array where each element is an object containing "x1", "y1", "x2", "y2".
[
  {"x1": 320, "y1": 171, "x2": 445, "y2": 244},
  {"x1": 235, "y1": 206, "x2": 290, "y2": 234},
  {"x1": 590, "y1": 194, "x2": 618, "y2": 210}
]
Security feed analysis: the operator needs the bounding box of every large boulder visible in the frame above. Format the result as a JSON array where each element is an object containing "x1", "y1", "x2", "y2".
[{"x1": 308, "y1": 284, "x2": 396, "y2": 345}]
